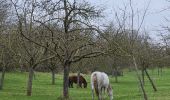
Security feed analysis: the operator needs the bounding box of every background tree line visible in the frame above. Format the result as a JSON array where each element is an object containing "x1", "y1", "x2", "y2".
[{"x1": 0, "y1": 0, "x2": 170, "y2": 99}]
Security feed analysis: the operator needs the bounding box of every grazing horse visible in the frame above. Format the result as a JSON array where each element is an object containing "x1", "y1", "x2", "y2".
[
  {"x1": 69, "y1": 75, "x2": 87, "y2": 88},
  {"x1": 91, "y1": 71, "x2": 113, "y2": 100}
]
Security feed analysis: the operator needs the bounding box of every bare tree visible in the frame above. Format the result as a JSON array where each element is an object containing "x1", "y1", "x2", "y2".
[
  {"x1": 10, "y1": 0, "x2": 56, "y2": 96},
  {"x1": 0, "y1": 0, "x2": 11, "y2": 90},
  {"x1": 98, "y1": 0, "x2": 151, "y2": 99},
  {"x1": 11, "y1": 0, "x2": 104, "y2": 98}
]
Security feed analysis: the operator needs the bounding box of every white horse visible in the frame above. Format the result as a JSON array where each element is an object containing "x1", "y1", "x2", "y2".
[{"x1": 91, "y1": 71, "x2": 113, "y2": 100}]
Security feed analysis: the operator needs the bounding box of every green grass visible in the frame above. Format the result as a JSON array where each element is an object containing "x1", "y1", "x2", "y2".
[{"x1": 1, "y1": 69, "x2": 170, "y2": 100}]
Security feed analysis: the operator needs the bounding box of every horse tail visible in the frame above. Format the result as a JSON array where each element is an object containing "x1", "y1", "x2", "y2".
[
  {"x1": 91, "y1": 73, "x2": 94, "y2": 90},
  {"x1": 92, "y1": 73, "x2": 99, "y2": 96},
  {"x1": 91, "y1": 73, "x2": 98, "y2": 100}
]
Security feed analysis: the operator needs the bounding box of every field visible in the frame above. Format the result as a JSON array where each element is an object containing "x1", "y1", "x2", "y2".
[{"x1": 0, "y1": 69, "x2": 170, "y2": 100}]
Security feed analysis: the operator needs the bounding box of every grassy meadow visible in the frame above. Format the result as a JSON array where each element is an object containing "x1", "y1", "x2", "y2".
[{"x1": 0, "y1": 69, "x2": 170, "y2": 100}]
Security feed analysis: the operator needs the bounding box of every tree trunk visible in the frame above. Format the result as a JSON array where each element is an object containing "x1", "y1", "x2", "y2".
[
  {"x1": 112, "y1": 69, "x2": 114, "y2": 77},
  {"x1": 160, "y1": 67, "x2": 163, "y2": 76},
  {"x1": 0, "y1": 67, "x2": 6, "y2": 90},
  {"x1": 52, "y1": 70, "x2": 55, "y2": 85},
  {"x1": 20, "y1": 64, "x2": 24, "y2": 72},
  {"x1": 142, "y1": 68, "x2": 145, "y2": 85},
  {"x1": 33, "y1": 71, "x2": 36, "y2": 80},
  {"x1": 77, "y1": 71, "x2": 80, "y2": 88},
  {"x1": 145, "y1": 69, "x2": 157, "y2": 91},
  {"x1": 157, "y1": 67, "x2": 160, "y2": 76},
  {"x1": 27, "y1": 67, "x2": 34, "y2": 96},
  {"x1": 132, "y1": 56, "x2": 148, "y2": 100},
  {"x1": 63, "y1": 62, "x2": 70, "y2": 98},
  {"x1": 151, "y1": 68, "x2": 154, "y2": 74},
  {"x1": 115, "y1": 67, "x2": 118, "y2": 83}
]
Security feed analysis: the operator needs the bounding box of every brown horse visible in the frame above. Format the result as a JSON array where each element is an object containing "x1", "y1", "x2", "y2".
[{"x1": 69, "y1": 75, "x2": 87, "y2": 88}]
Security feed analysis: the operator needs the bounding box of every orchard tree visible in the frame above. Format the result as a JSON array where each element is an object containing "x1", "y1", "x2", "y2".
[
  {"x1": 11, "y1": 0, "x2": 104, "y2": 98},
  {"x1": 38, "y1": 1, "x2": 104, "y2": 98},
  {"x1": 10, "y1": 0, "x2": 56, "y2": 96},
  {"x1": 0, "y1": 0, "x2": 11, "y2": 90},
  {"x1": 98, "y1": 0, "x2": 151, "y2": 99}
]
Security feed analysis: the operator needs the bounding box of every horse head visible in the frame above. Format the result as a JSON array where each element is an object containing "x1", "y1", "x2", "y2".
[{"x1": 107, "y1": 84, "x2": 113, "y2": 100}]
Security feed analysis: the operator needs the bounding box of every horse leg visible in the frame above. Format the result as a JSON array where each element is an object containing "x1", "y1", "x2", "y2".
[
  {"x1": 102, "y1": 87, "x2": 106, "y2": 99},
  {"x1": 83, "y1": 82, "x2": 86, "y2": 88},
  {"x1": 68, "y1": 82, "x2": 71, "y2": 88},
  {"x1": 71, "y1": 82, "x2": 73, "y2": 88},
  {"x1": 98, "y1": 87, "x2": 102, "y2": 100},
  {"x1": 91, "y1": 88, "x2": 94, "y2": 100},
  {"x1": 69, "y1": 80, "x2": 72, "y2": 88},
  {"x1": 79, "y1": 82, "x2": 82, "y2": 88}
]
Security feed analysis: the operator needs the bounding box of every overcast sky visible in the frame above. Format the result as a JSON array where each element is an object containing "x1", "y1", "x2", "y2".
[{"x1": 86, "y1": 0, "x2": 170, "y2": 41}]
